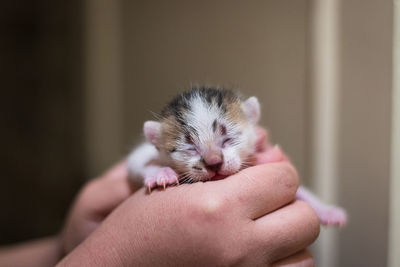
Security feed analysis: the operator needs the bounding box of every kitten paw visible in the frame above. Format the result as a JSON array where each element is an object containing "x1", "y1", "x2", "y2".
[
  {"x1": 156, "y1": 167, "x2": 179, "y2": 189},
  {"x1": 144, "y1": 175, "x2": 157, "y2": 192},
  {"x1": 319, "y1": 206, "x2": 347, "y2": 227}
]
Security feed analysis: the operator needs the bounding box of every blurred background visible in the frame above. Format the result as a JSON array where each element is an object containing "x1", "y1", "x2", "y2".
[{"x1": 0, "y1": 0, "x2": 397, "y2": 266}]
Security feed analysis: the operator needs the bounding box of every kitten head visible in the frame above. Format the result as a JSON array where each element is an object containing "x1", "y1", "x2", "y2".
[{"x1": 144, "y1": 87, "x2": 260, "y2": 183}]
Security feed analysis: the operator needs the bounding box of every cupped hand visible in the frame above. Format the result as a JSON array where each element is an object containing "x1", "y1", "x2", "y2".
[
  {"x1": 60, "y1": 162, "x2": 134, "y2": 254},
  {"x1": 60, "y1": 126, "x2": 272, "y2": 254},
  {"x1": 59, "y1": 127, "x2": 319, "y2": 266},
  {"x1": 58, "y1": 155, "x2": 319, "y2": 266}
]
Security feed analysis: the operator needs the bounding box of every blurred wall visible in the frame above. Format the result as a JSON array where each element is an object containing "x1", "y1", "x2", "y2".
[
  {"x1": 116, "y1": 1, "x2": 393, "y2": 266},
  {"x1": 338, "y1": 0, "x2": 393, "y2": 266},
  {"x1": 0, "y1": 1, "x2": 394, "y2": 266},
  {"x1": 0, "y1": 1, "x2": 84, "y2": 244},
  {"x1": 121, "y1": 0, "x2": 310, "y2": 181}
]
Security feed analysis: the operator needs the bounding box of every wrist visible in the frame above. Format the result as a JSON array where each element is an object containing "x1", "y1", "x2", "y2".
[
  {"x1": 0, "y1": 235, "x2": 64, "y2": 267},
  {"x1": 54, "y1": 232, "x2": 65, "y2": 261},
  {"x1": 56, "y1": 216, "x2": 132, "y2": 266}
]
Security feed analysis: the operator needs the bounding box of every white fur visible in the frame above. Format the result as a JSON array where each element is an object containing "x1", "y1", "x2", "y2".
[
  {"x1": 127, "y1": 92, "x2": 347, "y2": 226},
  {"x1": 296, "y1": 186, "x2": 347, "y2": 226},
  {"x1": 127, "y1": 94, "x2": 260, "y2": 185},
  {"x1": 241, "y1": 96, "x2": 260, "y2": 124},
  {"x1": 177, "y1": 95, "x2": 257, "y2": 180},
  {"x1": 143, "y1": 121, "x2": 161, "y2": 145},
  {"x1": 127, "y1": 142, "x2": 160, "y2": 185}
]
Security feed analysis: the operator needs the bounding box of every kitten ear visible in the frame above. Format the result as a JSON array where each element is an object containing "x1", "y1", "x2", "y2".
[
  {"x1": 241, "y1": 96, "x2": 260, "y2": 124},
  {"x1": 143, "y1": 120, "x2": 161, "y2": 145}
]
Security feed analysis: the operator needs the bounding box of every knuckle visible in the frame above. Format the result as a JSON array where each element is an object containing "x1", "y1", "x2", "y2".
[
  {"x1": 82, "y1": 179, "x2": 100, "y2": 195},
  {"x1": 298, "y1": 201, "x2": 320, "y2": 240},
  {"x1": 284, "y1": 163, "x2": 300, "y2": 187},
  {"x1": 308, "y1": 257, "x2": 315, "y2": 267},
  {"x1": 220, "y1": 248, "x2": 246, "y2": 266},
  {"x1": 78, "y1": 179, "x2": 103, "y2": 203},
  {"x1": 198, "y1": 195, "x2": 227, "y2": 217},
  {"x1": 274, "y1": 162, "x2": 299, "y2": 193},
  {"x1": 188, "y1": 192, "x2": 230, "y2": 223},
  {"x1": 213, "y1": 237, "x2": 249, "y2": 266}
]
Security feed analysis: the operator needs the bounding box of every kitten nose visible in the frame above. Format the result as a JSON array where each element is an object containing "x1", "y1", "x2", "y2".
[
  {"x1": 206, "y1": 162, "x2": 222, "y2": 172},
  {"x1": 204, "y1": 154, "x2": 223, "y2": 172},
  {"x1": 204, "y1": 154, "x2": 222, "y2": 166}
]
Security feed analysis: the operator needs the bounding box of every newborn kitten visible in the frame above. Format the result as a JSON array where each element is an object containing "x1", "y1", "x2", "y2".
[{"x1": 127, "y1": 87, "x2": 347, "y2": 226}]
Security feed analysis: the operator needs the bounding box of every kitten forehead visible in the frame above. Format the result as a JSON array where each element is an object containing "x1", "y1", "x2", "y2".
[
  {"x1": 161, "y1": 87, "x2": 240, "y2": 119},
  {"x1": 182, "y1": 97, "x2": 224, "y2": 144},
  {"x1": 159, "y1": 87, "x2": 249, "y2": 150},
  {"x1": 188, "y1": 96, "x2": 222, "y2": 126}
]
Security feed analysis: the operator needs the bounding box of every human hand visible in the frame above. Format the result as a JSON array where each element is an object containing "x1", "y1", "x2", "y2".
[
  {"x1": 58, "y1": 127, "x2": 274, "y2": 255},
  {"x1": 58, "y1": 154, "x2": 319, "y2": 266},
  {"x1": 254, "y1": 126, "x2": 288, "y2": 164},
  {"x1": 254, "y1": 127, "x2": 317, "y2": 266},
  {"x1": 60, "y1": 162, "x2": 134, "y2": 254},
  {"x1": 58, "y1": 126, "x2": 276, "y2": 255}
]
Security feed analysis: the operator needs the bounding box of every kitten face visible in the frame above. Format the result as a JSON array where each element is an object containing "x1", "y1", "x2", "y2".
[
  {"x1": 165, "y1": 115, "x2": 257, "y2": 183},
  {"x1": 144, "y1": 87, "x2": 260, "y2": 183}
]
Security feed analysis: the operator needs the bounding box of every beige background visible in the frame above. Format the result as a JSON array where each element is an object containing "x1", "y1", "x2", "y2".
[
  {"x1": 338, "y1": 1, "x2": 393, "y2": 266},
  {"x1": 121, "y1": 0, "x2": 309, "y2": 180},
  {"x1": 84, "y1": 0, "x2": 393, "y2": 266}
]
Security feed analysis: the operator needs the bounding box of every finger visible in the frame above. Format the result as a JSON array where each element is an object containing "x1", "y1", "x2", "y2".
[
  {"x1": 255, "y1": 145, "x2": 287, "y2": 165},
  {"x1": 80, "y1": 163, "x2": 133, "y2": 219},
  {"x1": 102, "y1": 161, "x2": 129, "y2": 181},
  {"x1": 255, "y1": 127, "x2": 269, "y2": 152},
  {"x1": 101, "y1": 160, "x2": 142, "y2": 191},
  {"x1": 253, "y1": 201, "x2": 320, "y2": 263},
  {"x1": 90, "y1": 178, "x2": 132, "y2": 219},
  {"x1": 213, "y1": 161, "x2": 299, "y2": 219},
  {"x1": 271, "y1": 249, "x2": 314, "y2": 267}
]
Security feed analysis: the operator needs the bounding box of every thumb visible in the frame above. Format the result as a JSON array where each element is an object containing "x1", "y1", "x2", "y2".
[
  {"x1": 255, "y1": 145, "x2": 288, "y2": 165},
  {"x1": 82, "y1": 162, "x2": 133, "y2": 220}
]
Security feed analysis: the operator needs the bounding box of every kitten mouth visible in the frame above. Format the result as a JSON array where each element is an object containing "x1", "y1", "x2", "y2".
[
  {"x1": 202, "y1": 170, "x2": 229, "y2": 181},
  {"x1": 210, "y1": 173, "x2": 227, "y2": 181},
  {"x1": 210, "y1": 168, "x2": 241, "y2": 181}
]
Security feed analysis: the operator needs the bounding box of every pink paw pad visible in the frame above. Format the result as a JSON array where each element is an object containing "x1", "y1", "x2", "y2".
[
  {"x1": 144, "y1": 175, "x2": 157, "y2": 191},
  {"x1": 319, "y1": 206, "x2": 347, "y2": 227},
  {"x1": 156, "y1": 167, "x2": 179, "y2": 189}
]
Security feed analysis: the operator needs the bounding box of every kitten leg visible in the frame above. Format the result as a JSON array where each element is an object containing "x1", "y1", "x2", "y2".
[
  {"x1": 296, "y1": 186, "x2": 347, "y2": 226},
  {"x1": 141, "y1": 166, "x2": 179, "y2": 191},
  {"x1": 127, "y1": 142, "x2": 160, "y2": 190},
  {"x1": 155, "y1": 167, "x2": 179, "y2": 189},
  {"x1": 141, "y1": 165, "x2": 159, "y2": 192}
]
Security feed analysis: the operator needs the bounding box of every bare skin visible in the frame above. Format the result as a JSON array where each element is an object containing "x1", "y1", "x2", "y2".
[
  {"x1": 60, "y1": 161, "x2": 134, "y2": 254},
  {"x1": 57, "y1": 129, "x2": 319, "y2": 266},
  {"x1": 58, "y1": 160, "x2": 319, "y2": 266},
  {"x1": 0, "y1": 237, "x2": 62, "y2": 267},
  {"x1": 0, "y1": 129, "x2": 320, "y2": 266}
]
